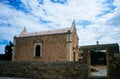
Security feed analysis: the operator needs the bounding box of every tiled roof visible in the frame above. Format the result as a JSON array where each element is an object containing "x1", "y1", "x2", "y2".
[{"x1": 17, "y1": 27, "x2": 71, "y2": 37}]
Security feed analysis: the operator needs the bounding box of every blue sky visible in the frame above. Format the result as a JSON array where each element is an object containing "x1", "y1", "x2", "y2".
[{"x1": 0, "y1": 0, "x2": 120, "y2": 54}]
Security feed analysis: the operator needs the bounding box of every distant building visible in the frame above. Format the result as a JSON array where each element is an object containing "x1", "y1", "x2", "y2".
[
  {"x1": 12, "y1": 21, "x2": 79, "y2": 62},
  {"x1": 79, "y1": 43, "x2": 119, "y2": 60},
  {"x1": 79, "y1": 43, "x2": 119, "y2": 53},
  {"x1": 79, "y1": 43, "x2": 119, "y2": 77}
]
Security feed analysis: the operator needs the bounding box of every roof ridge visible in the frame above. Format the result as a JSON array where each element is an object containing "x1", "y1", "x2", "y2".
[
  {"x1": 18, "y1": 27, "x2": 71, "y2": 37},
  {"x1": 28, "y1": 27, "x2": 71, "y2": 34}
]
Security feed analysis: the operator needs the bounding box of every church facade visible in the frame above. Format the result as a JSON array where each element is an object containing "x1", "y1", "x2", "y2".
[{"x1": 12, "y1": 21, "x2": 79, "y2": 62}]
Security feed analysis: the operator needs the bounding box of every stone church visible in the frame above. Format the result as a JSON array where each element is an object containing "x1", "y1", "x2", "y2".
[{"x1": 12, "y1": 21, "x2": 79, "y2": 62}]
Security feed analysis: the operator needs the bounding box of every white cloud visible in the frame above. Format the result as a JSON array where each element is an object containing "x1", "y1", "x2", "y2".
[
  {"x1": 0, "y1": 0, "x2": 120, "y2": 53},
  {"x1": 20, "y1": 0, "x2": 106, "y2": 27},
  {"x1": 77, "y1": 23, "x2": 120, "y2": 46},
  {"x1": 114, "y1": 0, "x2": 120, "y2": 6}
]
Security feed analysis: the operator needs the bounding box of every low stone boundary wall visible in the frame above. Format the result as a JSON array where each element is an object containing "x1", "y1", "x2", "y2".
[
  {"x1": 0, "y1": 61, "x2": 88, "y2": 79},
  {"x1": 109, "y1": 57, "x2": 120, "y2": 79}
]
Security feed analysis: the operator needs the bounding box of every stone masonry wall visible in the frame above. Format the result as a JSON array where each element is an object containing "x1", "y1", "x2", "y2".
[
  {"x1": 14, "y1": 30, "x2": 79, "y2": 62},
  {"x1": 13, "y1": 33, "x2": 69, "y2": 62},
  {"x1": 71, "y1": 27, "x2": 79, "y2": 61},
  {"x1": 0, "y1": 59, "x2": 120, "y2": 79},
  {"x1": 108, "y1": 53, "x2": 120, "y2": 79},
  {"x1": 0, "y1": 61, "x2": 88, "y2": 79}
]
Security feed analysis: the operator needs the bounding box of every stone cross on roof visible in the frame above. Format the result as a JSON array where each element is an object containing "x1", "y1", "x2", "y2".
[{"x1": 96, "y1": 41, "x2": 99, "y2": 45}]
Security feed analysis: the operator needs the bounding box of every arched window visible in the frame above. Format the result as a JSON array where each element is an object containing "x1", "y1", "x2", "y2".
[
  {"x1": 35, "y1": 45, "x2": 41, "y2": 57},
  {"x1": 34, "y1": 40, "x2": 42, "y2": 57}
]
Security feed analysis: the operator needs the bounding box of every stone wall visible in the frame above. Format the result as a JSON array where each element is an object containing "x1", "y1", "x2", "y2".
[
  {"x1": 0, "y1": 57, "x2": 119, "y2": 79},
  {"x1": 0, "y1": 61, "x2": 88, "y2": 79},
  {"x1": 108, "y1": 54, "x2": 120, "y2": 79},
  {"x1": 13, "y1": 33, "x2": 69, "y2": 62},
  {"x1": 13, "y1": 30, "x2": 79, "y2": 62},
  {"x1": 71, "y1": 26, "x2": 79, "y2": 61}
]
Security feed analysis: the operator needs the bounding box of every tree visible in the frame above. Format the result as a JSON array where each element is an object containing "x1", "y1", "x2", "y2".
[{"x1": 4, "y1": 41, "x2": 14, "y2": 60}]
